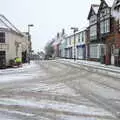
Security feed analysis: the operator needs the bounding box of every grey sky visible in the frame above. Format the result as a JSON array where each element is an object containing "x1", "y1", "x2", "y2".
[{"x1": 0, "y1": 0, "x2": 100, "y2": 52}]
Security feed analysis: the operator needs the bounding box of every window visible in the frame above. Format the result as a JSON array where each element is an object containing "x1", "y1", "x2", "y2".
[
  {"x1": 90, "y1": 25, "x2": 97, "y2": 40},
  {"x1": 78, "y1": 34, "x2": 80, "y2": 42},
  {"x1": 90, "y1": 15, "x2": 97, "y2": 25},
  {"x1": 81, "y1": 32, "x2": 84, "y2": 42},
  {"x1": 100, "y1": 19, "x2": 110, "y2": 34},
  {"x1": 0, "y1": 32, "x2": 5, "y2": 43},
  {"x1": 68, "y1": 38, "x2": 70, "y2": 45},
  {"x1": 75, "y1": 34, "x2": 79, "y2": 43},
  {"x1": 80, "y1": 33, "x2": 83, "y2": 42},
  {"x1": 83, "y1": 32, "x2": 86, "y2": 42},
  {"x1": 90, "y1": 45, "x2": 98, "y2": 58}
]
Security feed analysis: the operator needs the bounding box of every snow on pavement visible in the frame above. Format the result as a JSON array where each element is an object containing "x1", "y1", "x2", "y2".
[
  {"x1": 58, "y1": 59, "x2": 120, "y2": 73},
  {"x1": 0, "y1": 61, "x2": 42, "y2": 83}
]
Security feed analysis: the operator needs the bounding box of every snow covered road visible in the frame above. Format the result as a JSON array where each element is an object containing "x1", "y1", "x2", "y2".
[{"x1": 0, "y1": 60, "x2": 119, "y2": 120}]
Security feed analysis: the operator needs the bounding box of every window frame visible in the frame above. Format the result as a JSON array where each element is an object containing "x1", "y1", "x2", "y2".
[{"x1": 0, "y1": 32, "x2": 5, "y2": 43}]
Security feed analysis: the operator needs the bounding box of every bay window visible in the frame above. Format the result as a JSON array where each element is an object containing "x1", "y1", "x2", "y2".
[
  {"x1": 90, "y1": 25, "x2": 97, "y2": 40},
  {"x1": 100, "y1": 19, "x2": 110, "y2": 34}
]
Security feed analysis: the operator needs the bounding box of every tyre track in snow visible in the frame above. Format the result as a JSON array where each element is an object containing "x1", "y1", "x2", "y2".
[{"x1": 0, "y1": 60, "x2": 118, "y2": 120}]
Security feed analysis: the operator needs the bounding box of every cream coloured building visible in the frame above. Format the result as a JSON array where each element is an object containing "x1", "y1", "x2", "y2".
[
  {"x1": 0, "y1": 15, "x2": 31, "y2": 67},
  {"x1": 0, "y1": 28, "x2": 30, "y2": 67}
]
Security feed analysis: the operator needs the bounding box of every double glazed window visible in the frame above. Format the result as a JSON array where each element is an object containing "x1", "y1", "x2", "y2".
[
  {"x1": 0, "y1": 32, "x2": 5, "y2": 43},
  {"x1": 90, "y1": 25, "x2": 97, "y2": 40},
  {"x1": 100, "y1": 19, "x2": 110, "y2": 34}
]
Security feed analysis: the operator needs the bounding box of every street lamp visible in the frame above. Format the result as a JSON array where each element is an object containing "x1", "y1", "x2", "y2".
[
  {"x1": 27, "y1": 24, "x2": 34, "y2": 63},
  {"x1": 71, "y1": 27, "x2": 78, "y2": 61},
  {"x1": 28, "y1": 24, "x2": 34, "y2": 36}
]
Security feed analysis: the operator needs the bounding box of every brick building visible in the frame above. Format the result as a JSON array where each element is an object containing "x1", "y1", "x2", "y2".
[
  {"x1": 110, "y1": 0, "x2": 120, "y2": 66},
  {"x1": 87, "y1": 0, "x2": 115, "y2": 64}
]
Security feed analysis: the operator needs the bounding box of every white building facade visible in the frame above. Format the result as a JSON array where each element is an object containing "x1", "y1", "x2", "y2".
[
  {"x1": 76, "y1": 30, "x2": 86, "y2": 59},
  {"x1": 64, "y1": 29, "x2": 87, "y2": 60},
  {"x1": 0, "y1": 28, "x2": 29, "y2": 67}
]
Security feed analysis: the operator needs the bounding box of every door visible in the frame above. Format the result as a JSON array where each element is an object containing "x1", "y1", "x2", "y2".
[
  {"x1": 0, "y1": 51, "x2": 6, "y2": 68},
  {"x1": 111, "y1": 45, "x2": 115, "y2": 65}
]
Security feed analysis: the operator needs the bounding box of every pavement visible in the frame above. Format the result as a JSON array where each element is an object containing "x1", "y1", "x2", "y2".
[
  {"x1": 0, "y1": 60, "x2": 120, "y2": 120},
  {"x1": 57, "y1": 58, "x2": 120, "y2": 79}
]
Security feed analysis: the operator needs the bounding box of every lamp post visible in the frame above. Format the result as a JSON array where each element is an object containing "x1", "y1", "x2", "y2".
[
  {"x1": 71, "y1": 27, "x2": 78, "y2": 61},
  {"x1": 27, "y1": 24, "x2": 34, "y2": 63}
]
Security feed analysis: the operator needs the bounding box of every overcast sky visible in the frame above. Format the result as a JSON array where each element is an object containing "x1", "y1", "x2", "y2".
[{"x1": 0, "y1": 0, "x2": 100, "y2": 52}]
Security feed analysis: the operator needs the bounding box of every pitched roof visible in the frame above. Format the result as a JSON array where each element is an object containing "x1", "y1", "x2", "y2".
[
  {"x1": 105, "y1": 0, "x2": 114, "y2": 7},
  {"x1": 0, "y1": 14, "x2": 24, "y2": 36},
  {"x1": 92, "y1": 4, "x2": 100, "y2": 14},
  {"x1": 111, "y1": 0, "x2": 120, "y2": 20},
  {"x1": 112, "y1": 0, "x2": 120, "y2": 8},
  {"x1": 87, "y1": 4, "x2": 100, "y2": 19}
]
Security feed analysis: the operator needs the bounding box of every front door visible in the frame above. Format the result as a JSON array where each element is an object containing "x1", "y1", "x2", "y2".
[{"x1": 0, "y1": 51, "x2": 6, "y2": 68}]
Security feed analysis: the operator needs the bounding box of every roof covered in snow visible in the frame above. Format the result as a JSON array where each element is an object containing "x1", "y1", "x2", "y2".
[
  {"x1": 92, "y1": 4, "x2": 100, "y2": 14},
  {"x1": 87, "y1": 4, "x2": 100, "y2": 19},
  {"x1": 111, "y1": 0, "x2": 120, "y2": 20},
  {"x1": 105, "y1": 0, "x2": 114, "y2": 7}
]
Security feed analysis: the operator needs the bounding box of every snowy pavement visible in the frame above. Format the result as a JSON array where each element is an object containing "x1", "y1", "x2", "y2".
[
  {"x1": 57, "y1": 59, "x2": 120, "y2": 78},
  {"x1": 0, "y1": 60, "x2": 119, "y2": 120},
  {"x1": 57, "y1": 58, "x2": 120, "y2": 72},
  {"x1": 0, "y1": 61, "x2": 45, "y2": 83}
]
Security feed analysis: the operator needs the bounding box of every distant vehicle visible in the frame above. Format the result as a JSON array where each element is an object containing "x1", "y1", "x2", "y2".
[{"x1": 44, "y1": 54, "x2": 54, "y2": 60}]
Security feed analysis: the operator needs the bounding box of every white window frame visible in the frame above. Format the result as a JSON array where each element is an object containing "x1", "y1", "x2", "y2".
[
  {"x1": 100, "y1": 19, "x2": 110, "y2": 34},
  {"x1": 90, "y1": 25, "x2": 97, "y2": 40}
]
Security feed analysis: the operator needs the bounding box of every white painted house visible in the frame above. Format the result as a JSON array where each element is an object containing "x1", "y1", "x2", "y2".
[{"x1": 0, "y1": 15, "x2": 30, "y2": 67}]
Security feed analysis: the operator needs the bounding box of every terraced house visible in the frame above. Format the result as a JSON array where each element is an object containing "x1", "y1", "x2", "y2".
[
  {"x1": 0, "y1": 15, "x2": 30, "y2": 68},
  {"x1": 87, "y1": 0, "x2": 116, "y2": 64},
  {"x1": 98, "y1": 0, "x2": 115, "y2": 65},
  {"x1": 110, "y1": 0, "x2": 120, "y2": 66},
  {"x1": 64, "y1": 34, "x2": 73, "y2": 59},
  {"x1": 87, "y1": 4, "x2": 100, "y2": 61},
  {"x1": 51, "y1": 0, "x2": 120, "y2": 67},
  {"x1": 76, "y1": 30, "x2": 86, "y2": 59},
  {"x1": 64, "y1": 29, "x2": 87, "y2": 59}
]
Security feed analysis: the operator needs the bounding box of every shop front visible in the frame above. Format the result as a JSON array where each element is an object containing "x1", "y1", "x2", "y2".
[{"x1": 77, "y1": 44, "x2": 85, "y2": 59}]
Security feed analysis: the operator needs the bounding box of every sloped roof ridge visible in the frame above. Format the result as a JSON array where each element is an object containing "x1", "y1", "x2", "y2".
[
  {"x1": 105, "y1": 0, "x2": 114, "y2": 7},
  {"x1": 91, "y1": 4, "x2": 100, "y2": 7}
]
